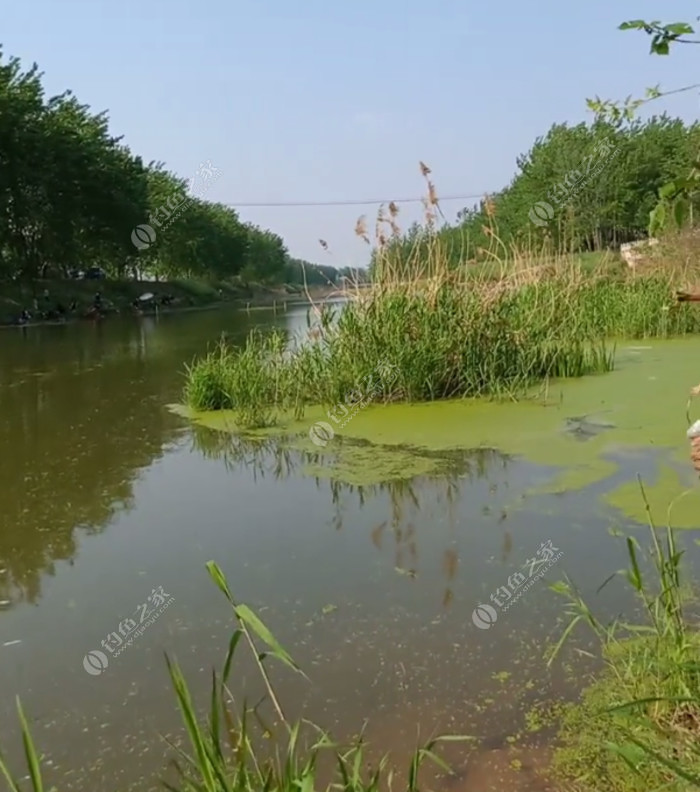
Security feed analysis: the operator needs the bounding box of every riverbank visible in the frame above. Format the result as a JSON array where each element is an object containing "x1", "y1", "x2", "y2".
[{"x1": 0, "y1": 278, "x2": 341, "y2": 327}]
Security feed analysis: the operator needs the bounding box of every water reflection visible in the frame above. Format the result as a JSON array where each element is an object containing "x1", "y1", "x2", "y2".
[
  {"x1": 0, "y1": 329, "x2": 182, "y2": 608},
  {"x1": 0, "y1": 305, "x2": 317, "y2": 609},
  {"x1": 0, "y1": 305, "x2": 662, "y2": 792},
  {"x1": 191, "y1": 426, "x2": 514, "y2": 611}
]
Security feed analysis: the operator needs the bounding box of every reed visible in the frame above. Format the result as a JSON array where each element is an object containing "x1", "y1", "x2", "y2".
[
  {"x1": 184, "y1": 163, "x2": 700, "y2": 427},
  {"x1": 183, "y1": 268, "x2": 699, "y2": 427},
  {"x1": 183, "y1": 164, "x2": 700, "y2": 428}
]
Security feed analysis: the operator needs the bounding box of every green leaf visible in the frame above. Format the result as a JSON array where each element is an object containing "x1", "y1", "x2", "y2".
[
  {"x1": 605, "y1": 741, "x2": 645, "y2": 774},
  {"x1": 625, "y1": 537, "x2": 643, "y2": 592},
  {"x1": 0, "y1": 751, "x2": 22, "y2": 792},
  {"x1": 221, "y1": 628, "x2": 242, "y2": 686},
  {"x1": 619, "y1": 20, "x2": 648, "y2": 31},
  {"x1": 234, "y1": 603, "x2": 302, "y2": 674},
  {"x1": 16, "y1": 699, "x2": 43, "y2": 792},
  {"x1": 205, "y1": 560, "x2": 235, "y2": 605},
  {"x1": 649, "y1": 203, "x2": 667, "y2": 236},
  {"x1": 619, "y1": 736, "x2": 700, "y2": 785},
  {"x1": 165, "y1": 655, "x2": 217, "y2": 790},
  {"x1": 664, "y1": 22, "x2": 695, "y2": 36},
  {"x1": 659, "y1": 181, "x2": 679, "y2": 199},
  {"x1": 674, "y1": 197, "x2": 689, "y2": 229}
]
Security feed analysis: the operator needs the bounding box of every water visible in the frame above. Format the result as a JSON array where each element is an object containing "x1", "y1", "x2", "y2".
[{"x1": 0, "y1": 304, "x2": 695, "y2": 791}]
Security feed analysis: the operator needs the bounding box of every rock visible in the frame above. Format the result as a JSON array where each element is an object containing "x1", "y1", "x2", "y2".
[{"x1": 620, "y1": 238, "x2": 659, "y2": 268}]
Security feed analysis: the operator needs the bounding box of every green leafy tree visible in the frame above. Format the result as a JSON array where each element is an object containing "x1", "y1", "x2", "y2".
[
  {"x1": 0, "y1": 46, "x2": 320, "y2": 289},
  {"x1": 590, "y1": 17, "x2": 700, "y2": 235}
]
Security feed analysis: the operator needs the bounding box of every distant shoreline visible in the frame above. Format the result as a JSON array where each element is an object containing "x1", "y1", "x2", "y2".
[{"x1": 0, "y1": 281, "x2": 344, "y2": 329}]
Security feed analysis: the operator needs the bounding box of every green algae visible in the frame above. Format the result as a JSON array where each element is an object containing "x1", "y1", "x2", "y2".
[
  {"x1": 302, "y1": 443, "x2": 442, "y2": 487},
  {"x1": 173, "y1": 338, "x2": 700, "y2": 525},
  {"x1": 605, "y1": 464, "x2": 700, "y2": 529}
]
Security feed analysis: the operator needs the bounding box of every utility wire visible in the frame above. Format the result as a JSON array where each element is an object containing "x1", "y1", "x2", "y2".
[{"x1": 222, "y1": 192, "x2": 487, "y2": 208}]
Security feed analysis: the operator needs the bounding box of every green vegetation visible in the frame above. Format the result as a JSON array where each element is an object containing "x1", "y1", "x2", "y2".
[
  {"x1": 0, "y1": 47, "x2": 352, "y2": 290},
  {"x1": 546, "y1": 14, "x2": 700, "y2": 790},
  {"x1": 0, "y1": 563, "x2": 469, "y2": 792},
  {"x1": 183, "y1": 241, "x2": 700, "y2": 428},
  {"x1": 549, "y1": 480, "x2": 700, "y2": 791},
  {"x1": 372, "y1": 116, "x2": 700, "y2": 278}
]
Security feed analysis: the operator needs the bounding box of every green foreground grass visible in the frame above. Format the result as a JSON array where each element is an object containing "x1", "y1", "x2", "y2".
[
  {"x1": 549, "y1": 480, "x2": 700, "y2": 791},
  {"x1": 0, "y1": 562, "x2": 471, "y2": 792}
]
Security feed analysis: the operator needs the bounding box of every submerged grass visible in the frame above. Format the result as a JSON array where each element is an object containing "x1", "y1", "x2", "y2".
[{"x1": 549, "y1": 478, "x2": 700, "y2": 791}]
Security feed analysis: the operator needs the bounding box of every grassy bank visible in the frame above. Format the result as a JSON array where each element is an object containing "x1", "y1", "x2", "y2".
[
  {"x1": 549, "y1": 480, "x2": 700, "y2": 791},
  {"x1": 0, "y1": 278, "x2": 338, "y2": 326},
  {"x1": 182, "y1": 252, "x2": 700, "y2": 427}
]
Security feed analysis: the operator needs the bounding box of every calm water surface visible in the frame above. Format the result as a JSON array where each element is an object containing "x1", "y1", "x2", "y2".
[{"x1": 0, "y1": 304, "x2": 695, "y2": 792}]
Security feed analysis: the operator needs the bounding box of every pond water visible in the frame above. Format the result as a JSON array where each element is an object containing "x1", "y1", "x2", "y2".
[{"x1": 0, "y1": 303, "x2": 699, "y2": 792}]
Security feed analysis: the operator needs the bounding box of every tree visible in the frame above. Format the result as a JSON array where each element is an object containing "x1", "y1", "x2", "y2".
[
  {"x1": 590, "y1": 17, "x2": 700, "y2": 235},
  {"x1": 0, "y1": 46, "x2": 322, "y2": 288}
]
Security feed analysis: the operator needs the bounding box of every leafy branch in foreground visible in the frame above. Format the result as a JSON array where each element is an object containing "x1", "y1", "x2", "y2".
[
  {"x1": 619, "y1": 19, "x2": 700, "y2": 55},
  {"x1": 586, "y1": 15, "x2": 700, "y2": 237}
]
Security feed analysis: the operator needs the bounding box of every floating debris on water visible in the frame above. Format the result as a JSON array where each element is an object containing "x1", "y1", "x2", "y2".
[{"x1": 563, "y1": 415, "x2": 615, "y2": 442}]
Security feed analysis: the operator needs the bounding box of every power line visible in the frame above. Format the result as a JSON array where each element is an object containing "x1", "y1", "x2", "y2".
[{"x1": 222, "y1": 192, "x2": 487, "y2": 208}]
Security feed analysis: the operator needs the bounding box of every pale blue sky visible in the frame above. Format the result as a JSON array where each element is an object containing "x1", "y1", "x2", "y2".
[{"x1": 3, "y1": 1, "x2": 699, "y2": 266}]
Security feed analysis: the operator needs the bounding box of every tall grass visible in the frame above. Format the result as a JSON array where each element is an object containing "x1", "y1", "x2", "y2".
[
  {"x1": 183, "y1": 266, "x2": 700, "y2": 426},
  {"x1": 183, "y1": 164, "x2": 700, "y2": 427},
  {"x1": 0, "y1": 563, "x2": 471, "y2": 792},
  {"x1": 549, "y1": 477, "x2": 700, "y2": 791},
  {"x1": 184, "y1": 272, "x2": 634, "y2": 424}
]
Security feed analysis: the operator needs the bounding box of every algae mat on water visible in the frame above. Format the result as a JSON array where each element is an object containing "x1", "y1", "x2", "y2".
[{"x1": 174, "y1": 338, "x2": 700, "y2": 527}]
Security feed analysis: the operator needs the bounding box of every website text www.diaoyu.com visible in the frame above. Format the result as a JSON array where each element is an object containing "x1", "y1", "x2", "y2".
[
  {"x1": 112, "y1": 597, "x2": 175, "y2": 658},
  {"x1": 501, "y1": 552, "x2": 564, "y2": 612}
]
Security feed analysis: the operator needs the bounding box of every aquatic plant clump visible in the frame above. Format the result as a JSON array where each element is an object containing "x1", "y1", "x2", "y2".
[{"x1": 183, "y1": 265, "x2": 700, "y2": 427}]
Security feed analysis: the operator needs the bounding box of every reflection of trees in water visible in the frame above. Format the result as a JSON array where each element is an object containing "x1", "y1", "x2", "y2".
[
  {"x1": 191, "y1": 426, "x2": 298, "y2": 481},
  {"x1": 192, "y1": 429, "x2": 512, "y2": 610},
  {"x1": 0, "y1": 307, "x2": 345, "y2": 608},
  {"x1": 0, "y1": 324, "x2": 184, "y2": 607}
]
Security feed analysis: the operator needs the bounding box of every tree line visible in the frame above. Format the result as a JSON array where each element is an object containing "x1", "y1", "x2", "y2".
[
  {"x1": 0, "y1": 47, "x2": 343, "y2": 286},
  {"x1": 374, "y1": 115, "x2": 700, "y2": 275}
]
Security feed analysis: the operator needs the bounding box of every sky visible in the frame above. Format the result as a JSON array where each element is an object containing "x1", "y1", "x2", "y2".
[{"x1": 2, "y1": 0, "x2": 700, "y2": 267}]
